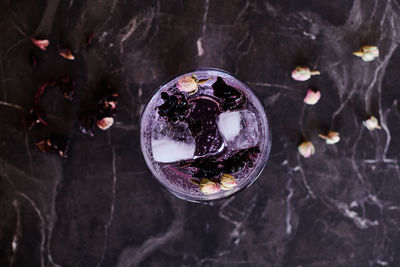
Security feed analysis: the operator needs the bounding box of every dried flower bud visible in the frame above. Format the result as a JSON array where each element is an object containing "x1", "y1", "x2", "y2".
[
  {"x1": 58, "y1": 48, "x2": 75, "y2": 60},
  {"x1": 199, "y1": 179, "x2": 221, "y2": 195},
  {"x1": 97, "y1": 117, "x2": 114, "y2": 130},
  {"x1": 353, "y1": 46, "x2": 379, "y2": 62},
  {"x1": 36, "y1": 135, "x2": 69, "y2": 158},
  {"x1": 177, "y1": 76, "x2": 198, "y2": 93},
  {"x1": 22, "y1": 106, "x2": 48, "y2": 130},
  {"x1": 291, "y1": 66, "x2": 320, "y2": 81},
  {"x1": 31, "y1": 38, "x2": 49, "y2": 51},
  {"x1": 220, "y1": 174, "x2": 237, "y2": 191},
  {"x1": 298, "y1": 141, "x2": 315, "y2": 158},
  {"x1": 363, "y1": 116, "x2": 381, "y2": 131},
  {"x1": 303, "y1": 89, "x2": 321, "y2": 105},
  {"x1": 319, "y1": 131, "x2": 340, "y2": 144}
]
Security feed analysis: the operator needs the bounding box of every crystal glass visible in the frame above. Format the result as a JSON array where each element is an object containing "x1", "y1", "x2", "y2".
[{"x1": 140, "y1": 68, "x2": 271, "y2": 202}]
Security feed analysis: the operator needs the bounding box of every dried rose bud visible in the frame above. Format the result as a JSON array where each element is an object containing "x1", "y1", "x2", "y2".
[
  {"x1": 303, "y1": 89, "x2": 321, "y2": 105},
  {"x1": 363, "y1": 116, "x2": 381, "y2": 131},
  {"x1": 97, "y1": 117, "x2": 114, "y2": 130},
  {"x1": 199, "y1": 179, "x2": 221, "y2": 195},
  {"x1": 291, "y1": 66, "x2": 320, "y2": 81},
  {"x1": 298, "y1": 141, "x2": 315, "y2": 158},
  {"x1": 30, "y1": 38, "x2": 49, "y2": 51},
  {"x1": 353, "y1": 46, "x2": 379, "y2": 62},
  {"x1": 319, "y1": 131, "x2": 340, "y2": 144},
  {"x1": 220, "y1": 174, "x2": 237, "y2": 191},
  {"x1": 36, "y1": 136, "x2": 69, "y2": 158},
  {"x1": 58, "y1": 48, "x2": 75, "y2": 60},
  {"x1": 177, "y1": 76, "x2": 198, "y2": 93}
]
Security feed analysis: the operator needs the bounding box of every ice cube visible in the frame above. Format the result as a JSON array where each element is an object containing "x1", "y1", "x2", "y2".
[
  {"x1": 151, "y1": 121, "x2": 196, "y2": 163},
  {"x1": 216, "y1": 110, "x2": 260, "y2": 151}
]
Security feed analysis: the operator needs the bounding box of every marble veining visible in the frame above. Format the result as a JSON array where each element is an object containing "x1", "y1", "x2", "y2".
[{"x1": 1, "y1": 0, "x2": 400, "y2": 266}]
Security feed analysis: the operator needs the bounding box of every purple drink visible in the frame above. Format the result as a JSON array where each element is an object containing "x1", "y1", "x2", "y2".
[{"x1": 140, "y1": 68, "x2": 271, "y2": 202}]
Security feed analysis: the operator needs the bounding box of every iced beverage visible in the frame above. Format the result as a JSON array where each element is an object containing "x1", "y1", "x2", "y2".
[{"x1": 140, "y1": 69, "x2": 271, "y2": 202}]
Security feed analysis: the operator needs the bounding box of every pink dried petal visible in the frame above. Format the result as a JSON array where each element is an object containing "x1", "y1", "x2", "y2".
[
  {"x1": 97, "y1": 117, "x2": 114, "y2": 130},
  {"x1": 319, "y1": 131, "x2": 340, "y2": 144},
  {"x1": 303, "y1": 89, "x2": 321, "y2": 105},
  {"x1": 177, "y1": 76, "x2": 198, "y2": 93},
  {"x1": 363, "y1": 116, "x2": 381, "y2": 131},
  {"x1": 200, "y1": 179, "x2": 221, "y2": 195},
  {"x1": 353, "y1": 46, "x2": 379, "y2": 62},
  {"x1": 298, "y1": 141, "x2": 315, "y2": 158},
  {"x1": 220, "y1": 174, "x2": 237, "y2": 191},
  {"x1": 58, "y1": 48, "x2": 75, "y2": 60},
  {"x1": 291, "y1": 66, "x2": 320, "y2": 81},
  {"x1": 31, "y1": 37, "x2": 49, "y2": 51}
]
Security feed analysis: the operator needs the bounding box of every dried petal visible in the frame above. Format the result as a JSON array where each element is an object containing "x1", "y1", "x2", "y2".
[
  {"x1": 97, "y1": 117, "x2": 114, "y2": 130},
  {"x1": 303, "y1": 89, "x2": 321, "y2": 105},
  {"x1": 363, "y1": 116, "x2": 381, "y2": 131},
  {"x1": 30, "y1": 37, "x2": 49, "y2": 51},
  {"x1": 79, "y1": 115, "x2": 96, "y2": 136},
  {"x1": 298, "y1": 141, "x2": 315, "y2": 158},
  {"x1": 291, "y1": 66, "x2": 320, "y2": 81},
  {"x1": 177, "y1": 76, "x2": 198, "y2": 93},
  {"x1": 220, "y1": 174, "x2": 237, "y2": 191},
  {"x1": 22, "y1": 106, "x2": 48, "y2": 130},
  {"x1": 319, "y1": 131, "x2": 340, "y2": 144},
  {"x1": 35, "y1": 135, "x2": 69, "y2": 158},
  {"x1": 353, "y1": 46, "x2": 379, "y2": 62},
  {"x1": 57, "y1": 76, "x2": 75, "y2": 100},
  {"x1": 58, "y1": 48, "x2": 75, "y2": 60},
  {"x1": 199, "y1": 179, "x2": 221, "y2": 195}
]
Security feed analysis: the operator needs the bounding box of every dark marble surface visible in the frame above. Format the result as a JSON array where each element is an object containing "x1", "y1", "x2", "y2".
[{"x1": 1, "y1": 0, "x2": 400, "y2": 266}]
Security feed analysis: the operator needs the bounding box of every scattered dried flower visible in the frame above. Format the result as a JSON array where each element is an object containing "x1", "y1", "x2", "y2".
[
  {"x1": 58, "y1": 48, "x2": 75, "y2": 60},
  {"x1": 21, "y1": 106, "x2": 48, "y2": 130},
  {"x1": 36, "y1": 135, "x2": 69, "y2": 158},
  {"x1": 298, "y1": 141, "x2": 315, "y2": 158},
  {"x1": 97, "y1": 117, "x2": 114, "y2": 130},
  {"x1": 319, "y1": 131, "x2": 340, "y2": 144},
  {"x1": 199, "y1": 179, "x2": 221, "y2": 195},
  {"x1": 177, "y1": 76, "x2": 198, "y2": 93},
  {"x1": 220, "y1": 174, "x2": 237, "y2": 191},
  {"x1": 56, "y1": 76, "x2": 75, "y2": 100},
  {"x1": 353, "y1": 46, "x2": 379, "y2": 62},
  {"x1": 303, "y1": 89, "x2": 321, "y2": 105},
  {"x1": 291, "y1": 66, "x2": 320, "y2": 81},
  {"x1": 30, "y1": 37, "x2": 49, "y2": 51},
  {"x1": 363, "y1": 116, "x2": 381, "y2": 131},
  {"x1": 79, "y1": 114, "x2": 96, "y2": 136}
]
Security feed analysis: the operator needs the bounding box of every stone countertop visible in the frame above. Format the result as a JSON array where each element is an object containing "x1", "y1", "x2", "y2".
[{"x1": 1, "y1": 0, "x2": 400, "y2": 266}]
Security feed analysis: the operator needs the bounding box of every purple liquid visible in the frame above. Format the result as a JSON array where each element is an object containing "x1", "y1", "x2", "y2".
[{"x1": 140, "y1": 69, "x2": 271, "y2": 202}]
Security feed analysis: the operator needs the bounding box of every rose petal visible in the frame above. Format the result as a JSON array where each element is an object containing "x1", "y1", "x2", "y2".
[
  {"x1": 303, "y1": 89, "x2": 321, "y2": 105},
  {"x1": 200, "y1": 179, "x2": 221, "y2": 195},
  {"x1": 319, "y1": 131, "x2": 340, "y2": 144},
  {"x1": 31, "y1": 38, "x2": 49, "y2": 51},
  {"x1": 177, "y1": 76, "x2": 198, "y2": 93},
  {"x1": 298, "y1": 141, "x2": 315, "y2": 158},
  {"x1": 97, "y1": 117, "x2": 114, "y2": 130},
  {"x1": 363, "y1": 116, "x2": 381, "y2": 131},
  {"x1": 58, "y1": 48, "x2": 75, "y2": 60},
  {"x1": 220, "y1": 174, "x2": 237, "y2": 191}
]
